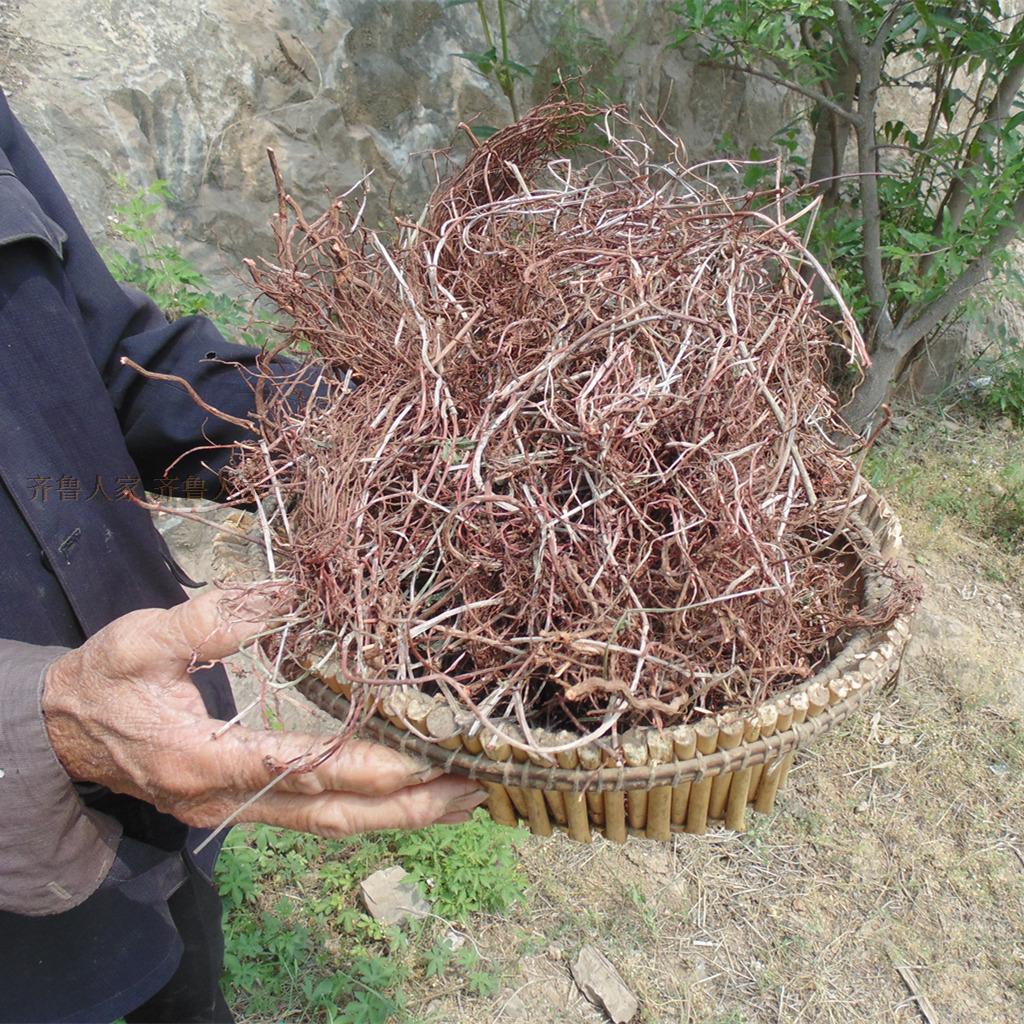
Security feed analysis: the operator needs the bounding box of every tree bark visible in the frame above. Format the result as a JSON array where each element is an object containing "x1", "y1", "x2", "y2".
[{"x1": 843, "y1": 188, "x2": 1024, "y2": 431}]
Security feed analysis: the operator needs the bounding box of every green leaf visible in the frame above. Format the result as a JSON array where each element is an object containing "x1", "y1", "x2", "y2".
[
  {"x1": 503, "y1": 58, "x2": 535, "y2": 77},
  {"x1": 453, "y1": 47, "x2": 498, "y2": 75}
]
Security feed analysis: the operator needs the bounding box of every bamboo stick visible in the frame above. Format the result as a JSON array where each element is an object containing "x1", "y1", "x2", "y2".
[
  {"x1": 621, "y1": 729, "x2": 649, "y2": 831},
  {"x1": 553, "y1": 731, "x2": 591, "y2": 843},
  {"x1": 807, "y1": 681, "x2": 830, "y2": 717},
  {"x1": 528, "y1": 730, "x2": 567, "y2": 827},
  {"x1": 508, "y1": 727, "x2": 552, "y2": 837},
  {"x1": 747, "y1": 704, "x2": 778, "y2": 803},
  {"x1": 645, "y1": 731, "x2": 674, "y2": 841},
  {"x1": 471, "y1": 729, "x2": 528, "y2": 823},
  {"x1": 774, "y1": 684, "x2": 827, "y2": 793},
  {"x1": 378, "y1": 686, "x2": 413, "y2": 729},
  {"x1": 460, "y1": 729, "x2": 518, "y2": 827},
  {"x1": 402, "y1": 691, "x2": 435, "y2": 735},
  {"x1": 602, "y1": 747, "x2": 628, "y2": 843},
  {"x1": 707, "y1": 717, "x2": 745, "y2": 821},
  {"x1": 318, "y1": 663, "x2": 348, "y2": 697},
  {"x1": 827, "y1": 678, "x2": 849, "y2": 706},
  {"x1": 724, "y1": 715, "x2": 761, "y2": 832},
  {"x1": 754, "y1": 698, "x2": 797, "y2": 813},
  {"x1": 425, "y1": 705, "x2": 461, "y2": 751},
  {"x1": 429, "y1": 706, "x2": 506, "y2": 828},
  {"x1": 481, "y1": 729, "x2": 529, "y2": 821},
  {"x1": 685, "y1": 719, "x2": 720, "y2": 835},
  {"x1": 577, "y1": 743, "x2": 604, "y2": 825},
  {"x1": 669, "y1": 725, "x2": 697, "y2": 826},
  {"x1": 757, "y1": 692, "x2": 808, "y2": 812}
]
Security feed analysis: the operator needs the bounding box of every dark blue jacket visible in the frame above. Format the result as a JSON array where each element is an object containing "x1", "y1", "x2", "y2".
[{"x1": 0, "y1": 90, "x2": 275, "y2": 1022}]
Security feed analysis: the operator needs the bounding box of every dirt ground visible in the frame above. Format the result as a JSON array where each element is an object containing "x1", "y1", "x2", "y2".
[{"x1": 166, "y1": 492, "x2": 1024, "y2": 1024}]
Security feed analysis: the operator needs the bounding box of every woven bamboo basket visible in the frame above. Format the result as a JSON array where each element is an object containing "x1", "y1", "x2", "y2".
[{"x1": 214, "y1": 478, "x2": 911, "y2": 842}]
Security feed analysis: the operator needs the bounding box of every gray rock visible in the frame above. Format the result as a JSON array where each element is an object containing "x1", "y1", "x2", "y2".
[
  {"x1": 570, "y1": 944, "x2": 639, "y2": 1023},
  {"x1": 911, "y1": 607, "x2": 969, "y2": 643},
  {"x1": 0, "y1": 0, "x2": 796, "y2": 301},
  {"x1": 359, "y1": 865, "x2": 430, "y2": 926}
]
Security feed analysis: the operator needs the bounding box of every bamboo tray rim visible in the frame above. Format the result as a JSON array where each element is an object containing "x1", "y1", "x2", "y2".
[
  {"x1": 214, "y1": 477, "x2": 910, "y2": 796},
  {"x1": 297, "y1": 631, "x2": 897, "y2": 791}
]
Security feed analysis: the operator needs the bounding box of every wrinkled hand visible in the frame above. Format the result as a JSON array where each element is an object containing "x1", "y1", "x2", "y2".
[{"x1": 41, "y1": 588, "x2": 486, "y2": 836}]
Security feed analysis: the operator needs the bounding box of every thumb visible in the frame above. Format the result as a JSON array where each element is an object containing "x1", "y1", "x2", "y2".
[{"x1": 161, "y1": 584, "x2": 289, "y2": 665}]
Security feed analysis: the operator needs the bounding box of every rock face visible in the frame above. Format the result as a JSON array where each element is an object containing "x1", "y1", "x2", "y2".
[{"x1": 0, "y1": 0, "x2": 792, "y2": 294}]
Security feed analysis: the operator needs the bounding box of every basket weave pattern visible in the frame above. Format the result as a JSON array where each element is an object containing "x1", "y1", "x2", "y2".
[{"x1": 296, "y1": 480, "x2": 911, "y2": 842}]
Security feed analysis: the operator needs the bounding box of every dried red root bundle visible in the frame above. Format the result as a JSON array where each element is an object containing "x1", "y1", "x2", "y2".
[{"x1": 224, "y1": 99, "x2": 918, "y2": 750}]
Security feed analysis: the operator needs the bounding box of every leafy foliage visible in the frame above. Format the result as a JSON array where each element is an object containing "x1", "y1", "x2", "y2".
[
  {"x1": 104, "y1": 179, "x2": 266, "y2": 343},
  {"x1": 988, "y1": 344, "x2": 1024, "y2": 426},
  {"x1": 675, "y1": 2, "x2": 1024, "y2": 423},
  {"x1": 451, "y1": 0, "x2": 534, "y2": 121},
  {"x1": 215, "y1": 814, "x2": 521, "y2": 1021},
  {"x1": 394, "y1": 808, "x2": 526, "y2": 921}
]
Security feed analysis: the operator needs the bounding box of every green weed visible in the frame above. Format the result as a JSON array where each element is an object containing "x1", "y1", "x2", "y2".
[
  {"x1": 988, "y1": 346, "x2": 1024, "y2": 428},
  {"x1": 394, "y1": 809, "x2": 526, "y2": 921},
  {"x1": 104, "y1": 179, "x2": 270, "y2": 345},
  {"x1": 215, "y1": 812, "x2": 522, "y2": 1021}
]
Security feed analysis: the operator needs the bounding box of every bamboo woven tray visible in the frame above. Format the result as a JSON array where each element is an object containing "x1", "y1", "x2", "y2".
[{"x1": 215, "y1": 479, "x2": 911, "y2": 843}]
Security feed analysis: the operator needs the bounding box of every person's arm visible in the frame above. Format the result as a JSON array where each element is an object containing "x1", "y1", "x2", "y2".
[
  {"x1": 1, "y1": 590, "x2": 487, "y2": 918},
  {"x1": 40, "y1": 590, "x2": 487, "y2": 857},
  {"x1": 0, "y1": 89, "x2": 308, "y2": 496},
  {"x1": 0, "y1": 641, "x2": 121, "y2": 916}
]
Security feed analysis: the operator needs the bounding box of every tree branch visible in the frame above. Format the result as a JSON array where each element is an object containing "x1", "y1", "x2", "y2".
[
  {"x1": 698, "y1": 59, "x2": 863, "y2": 125},
  {"x1": 833, "y1": 0, "x2": 868, "y2": 64},
  {"x1": 932, "y1": 45, "x2": 1024, "y2": 238},
  {"x1": 893, "y1": 189, "x2": 1024, "y2": 351},
  {"x1": 834, "y1": 1, "x2": 894, "y2": 343}
]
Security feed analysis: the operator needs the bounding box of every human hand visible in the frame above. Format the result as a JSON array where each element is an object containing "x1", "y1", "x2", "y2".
[{"x1": 41, "y1": 588, "x2": 487, "y2": 836}]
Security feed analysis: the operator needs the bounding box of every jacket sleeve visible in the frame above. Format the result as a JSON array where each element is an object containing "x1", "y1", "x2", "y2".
[
  {"x1": 0, "y1": 640, "x2": 122, "y2": 915},
  {"x1": 0, "y1": 89, "x2": 314, "y2": 497}
]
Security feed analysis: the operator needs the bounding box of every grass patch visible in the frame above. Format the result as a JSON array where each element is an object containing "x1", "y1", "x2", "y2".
[{"x1": 865, "y1": 408, "x2": 1024, "y2": 552}]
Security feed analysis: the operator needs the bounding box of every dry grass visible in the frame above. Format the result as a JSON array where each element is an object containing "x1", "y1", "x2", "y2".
[{"x1": 396, "y1": 495, "x2": 1024, "y2": 1024}]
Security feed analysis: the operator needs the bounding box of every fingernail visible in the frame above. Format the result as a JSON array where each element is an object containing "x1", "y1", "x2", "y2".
[
  {"x1": 436, "y1": 810, "x2": 474, "y2": 826},
  {"x1": 445, "y1": 787, "x2": 489, "y2": 814}
]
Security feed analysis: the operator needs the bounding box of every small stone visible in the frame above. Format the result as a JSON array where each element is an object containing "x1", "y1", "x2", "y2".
[
  {"x1": 989, "y1": 481, "x2": 1007, "y2": 498},
  {"x1": 855, "y1": 800, "x2": 870, "y2": 814},
  {"x1": 359, "y1": 866, "x2": 430, "y2": 925},
  {"x1": 571, "y1": 944, "x2": 639, "y2": 1023},
  {"x1": 547, "y1": 944, "x2": 563, "y2": 961},
  {"x1": 443, "y1": 929, "x2": 466, "y2": 952}
]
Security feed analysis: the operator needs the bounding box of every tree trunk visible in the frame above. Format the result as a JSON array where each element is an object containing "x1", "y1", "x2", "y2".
[
  {"x1": 841, "y1": 328, "x2": 903, "y2": 433},
  {"x1": 808, "y1": 57, "x2": 856, "y2": 208}
]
